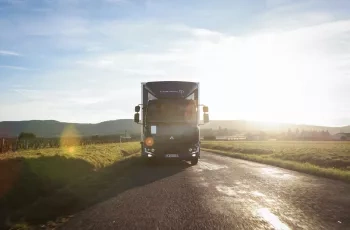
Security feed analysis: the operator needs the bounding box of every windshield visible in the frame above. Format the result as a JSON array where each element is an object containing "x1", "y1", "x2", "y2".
[
  {"x1": 146, "y1": 99, "x2": 197, "y2": 123},
  {"x1": 147, "y1": 124, "x2": 198, "y2": 136}
]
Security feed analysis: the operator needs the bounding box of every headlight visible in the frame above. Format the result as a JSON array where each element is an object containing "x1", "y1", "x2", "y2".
[
  {"x1": 145, "y1": 148, "x2": 155, "y2": 153},
  {"x1": 189, "y1": 148, "x2": 193, "y2": 152}
]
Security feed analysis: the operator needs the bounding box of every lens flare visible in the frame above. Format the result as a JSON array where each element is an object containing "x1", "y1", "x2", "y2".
[
  {"x1": 60, "y1": 124, "x2": 81, "y2": 155},
  {"x1": 68, "y1": 146, "x2": 75, "y2": 153}
]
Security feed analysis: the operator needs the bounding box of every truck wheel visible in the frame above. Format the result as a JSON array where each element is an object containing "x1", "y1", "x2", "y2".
[{"x1": 191, "y1": 157, "x2": 198, "y2": 165}]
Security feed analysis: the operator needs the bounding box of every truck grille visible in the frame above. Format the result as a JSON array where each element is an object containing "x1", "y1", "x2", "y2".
[{"x1": 153, "y1": 141, "x2": 193, "y2": 154}]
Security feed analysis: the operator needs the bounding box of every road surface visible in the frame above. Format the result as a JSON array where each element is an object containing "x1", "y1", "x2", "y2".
[{"x1": 61, "y1": 151, "x2": 350, "y2": 230}]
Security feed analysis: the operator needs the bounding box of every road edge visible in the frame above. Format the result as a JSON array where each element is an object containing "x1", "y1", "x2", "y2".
[{"x1": 202, "y1": 148, "x2": 350, "y2": 184}]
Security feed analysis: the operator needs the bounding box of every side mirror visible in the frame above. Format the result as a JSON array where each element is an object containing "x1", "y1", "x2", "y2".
[
  {"x1": 203, "y1": 113, "x2": 209, "y2": 123},
  {"x1": 134, "y1": 113, "x2": 140, "y2": 123},
  {"x1": 135, "y1": 105, "x2": 140, "y2": 113},
  {"x1": 203, "y1": 106, "x2": 209, "y2": 113}
]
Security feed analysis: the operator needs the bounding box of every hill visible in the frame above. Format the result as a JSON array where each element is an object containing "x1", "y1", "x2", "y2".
[
  {"x1": 0, "y1": 119, "x2": 348, "y2": 138},
  {"x1": 0, "y1": 119, "x2": 139, "y2": 138},
  {"x1": 202, "y1": 120, "x2": 350, "y2": 134}
]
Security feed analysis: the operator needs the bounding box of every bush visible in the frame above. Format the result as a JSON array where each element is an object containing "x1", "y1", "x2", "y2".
[{"x1": 203, "y1": 135, "x2": 216, "y2": 140}]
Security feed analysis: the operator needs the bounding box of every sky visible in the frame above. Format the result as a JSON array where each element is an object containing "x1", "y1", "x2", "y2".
[{"x1": 0, "y1": 0, "x2": 349, "y2": 126}]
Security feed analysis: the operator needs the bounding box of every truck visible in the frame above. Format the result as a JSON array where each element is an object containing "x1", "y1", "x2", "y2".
[{"x1": 133, "y1": 81, "x2": 209, "y2": 165}]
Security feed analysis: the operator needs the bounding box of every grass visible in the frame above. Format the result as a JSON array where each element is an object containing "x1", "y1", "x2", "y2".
[
  {"x1": 3, "y1": 141, "x2": 349, "y2": 228},
  {"x1": 0, "y1": 142, "x2": 141, "y2": 230},
  {"x1": 202, "y1": 141, "x2": 350, "y2": 183}
]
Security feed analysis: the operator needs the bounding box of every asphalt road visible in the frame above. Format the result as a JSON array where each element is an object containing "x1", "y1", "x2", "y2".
[{"x1": 61, "y1": 151, "x2": 350, "y2": 230}]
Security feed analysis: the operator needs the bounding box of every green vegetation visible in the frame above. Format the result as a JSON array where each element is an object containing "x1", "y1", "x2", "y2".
[
  {"x1": 202, "y1": 141, "x2": 350, "y2": 182},
  {"x1": 2, "y1": 119, "x2": 350, "y2": 139},
  {"x1": 0, "y1": 135, "x2": 139, "y2": 153},
  {"x1": 18, "y1": 133, "x2": 36, "y2": 140},
  {"x1": 0, "y1": 142, "x2": 140, "y2": 230}
]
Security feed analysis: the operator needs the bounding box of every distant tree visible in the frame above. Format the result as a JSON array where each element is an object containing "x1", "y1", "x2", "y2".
[
  {"x1": 341, "y1": 136, "x2": 347, "y2": 141},
  {"x1": 92, "y1": 135, "x2": 99, "y2": 140},
  {"x1": 204, "y1": 135, "x2": 216, "y2": 140},
  {"x1": 18, "y1": 132, "x2": 36, "y2": 140},
  {"x1": 224, "y1": 128, "x2": 228, "y2": 133}
]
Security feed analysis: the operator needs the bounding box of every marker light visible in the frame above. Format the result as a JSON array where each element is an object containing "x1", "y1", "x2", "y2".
[{"x1": 144, "y1": 137, "x2": 154, "y2": 147}]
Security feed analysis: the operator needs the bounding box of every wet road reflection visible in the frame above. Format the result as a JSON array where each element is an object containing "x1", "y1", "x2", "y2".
[
  {"x1": 256, "y1": 208, "x2": 290, "y2": 230},
  {"x1": 193, "y1": 152, "x2": 350, "y2": 230}
]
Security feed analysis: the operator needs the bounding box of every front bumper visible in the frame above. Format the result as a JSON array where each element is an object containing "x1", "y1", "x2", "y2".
[{"x1": 142, "y1": 147, "x2": 200, "y2": 160}]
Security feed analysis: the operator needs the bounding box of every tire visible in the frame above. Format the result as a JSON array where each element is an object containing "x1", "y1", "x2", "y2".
[{"x1": 191, "y1": 157, "x2": 199, "y2": 165}]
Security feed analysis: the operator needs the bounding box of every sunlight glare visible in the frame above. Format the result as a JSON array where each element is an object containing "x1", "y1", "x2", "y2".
[
  {"x1": 193, "y1": 28, "x2": 337, "y2": 125},
  {"x1": 257, "y1": 208, "x2": 290, "y2": 230}
]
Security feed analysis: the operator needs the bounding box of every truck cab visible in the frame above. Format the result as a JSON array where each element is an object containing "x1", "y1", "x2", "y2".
[{"x1": 133, "y1": 81, "x2": 209, "y2": 165}]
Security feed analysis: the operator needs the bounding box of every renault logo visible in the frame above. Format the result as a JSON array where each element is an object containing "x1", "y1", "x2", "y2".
[{"x1": 170, "y1": 136, "x2": 174, "y2": 140}]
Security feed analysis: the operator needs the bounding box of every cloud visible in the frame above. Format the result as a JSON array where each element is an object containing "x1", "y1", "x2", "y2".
[
  {"x1": 258, "y1": 0, "x2": 337, "y2": 31},
  {"x1": 65, "y1": 15, "x2": 350, "y2": 125},
  {"x1": 0, "y1": 0, "x2": 26, "y2": 6},
  {"x1": 105, "y1": 0, "x2": 128, "y2": 3},
  {"x1": 0, "y1": 50, "x2": 21, "y2": 56},
  {"x1": 1, "y1": 0, "x2": 349, "y2": 125},
  {"x1": 2, "y1": 86, "x2": 140, "y2": 122},
  {"x1": 265, "y1": 0, "x2": 293, "y2": 7},
  {"x1": 0, "y1": 65, "x2": 28, "y2": 70}
]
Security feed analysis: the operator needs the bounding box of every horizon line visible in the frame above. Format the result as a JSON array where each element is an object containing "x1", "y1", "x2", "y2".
[{"x1": 0, "y1": 119, "x2": 348, "y2": 128}]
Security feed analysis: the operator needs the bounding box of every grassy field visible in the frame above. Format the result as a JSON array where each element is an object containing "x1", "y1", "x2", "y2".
[
  {"x1": 3, "y1": 141, "x2": 349, "y2": 228},
  {"x1": 202, "y1": 141, "x2": 350, "y2": 182},
  {"x1": 0, "y1": 142, "x2": 141, "y2": 230}
]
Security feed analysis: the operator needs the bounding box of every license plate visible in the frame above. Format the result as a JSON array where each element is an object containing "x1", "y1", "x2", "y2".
[{"x1": 165, "y1": 154, "x2": 179, "y2": 158}]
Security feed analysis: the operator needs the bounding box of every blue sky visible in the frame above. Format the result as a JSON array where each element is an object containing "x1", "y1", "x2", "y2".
[{"x1": 0, "y1": 0, "x2": 350, "y2": 126}]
